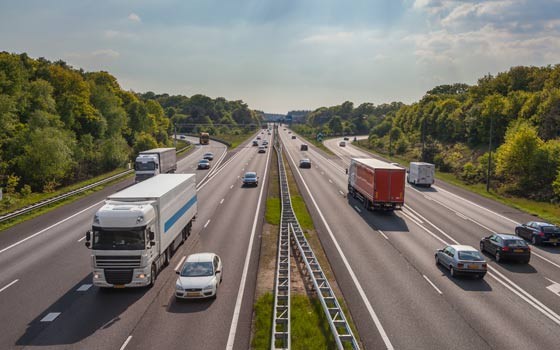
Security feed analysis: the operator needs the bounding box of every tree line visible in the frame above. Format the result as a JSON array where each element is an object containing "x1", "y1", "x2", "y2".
[
  {"x1": 0, "y1": 52, "x2": 259, "y2": 203},
  {"x1": 292, "y1": 66, "x2": 560, "y2": 201}
]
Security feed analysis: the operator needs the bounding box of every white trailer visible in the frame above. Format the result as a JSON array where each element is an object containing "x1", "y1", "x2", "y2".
[
  {"x1": 85, "y1": 174, "x2": 197, "y2": 288},
  {"x1": 407, "y1": 162, "x2": 435, "y2": 187},
  {"x1": 135, "y1": 148, "x2": 177, "y2": 182}
]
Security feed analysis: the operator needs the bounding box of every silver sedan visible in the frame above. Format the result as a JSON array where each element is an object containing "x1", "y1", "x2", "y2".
[{"x1": 435, "y1": 245, "x2": 487, "y2": 279}]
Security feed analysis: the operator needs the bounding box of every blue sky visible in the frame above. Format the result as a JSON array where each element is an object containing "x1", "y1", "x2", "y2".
[{"x1": 2, "y1": 0, "x2": 560, "y2": 113}]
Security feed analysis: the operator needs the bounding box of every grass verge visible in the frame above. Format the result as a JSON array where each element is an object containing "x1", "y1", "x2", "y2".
[
  {"x1": 291, "y1": 295, "x2": 337, "y2": 350},
  {"x1": 213, "y1": 130, "x2": 258, "y2": 149},
  {"x1": 353, "y1": 141, "x2": 560, "y2": 225},
  {"x1": 252, "y1": 293, "x2": 274, "y2": 349}
]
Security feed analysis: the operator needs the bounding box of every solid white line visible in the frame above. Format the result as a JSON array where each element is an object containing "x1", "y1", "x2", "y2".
[
  {"x1": 40, "y1": 312, "x2": 61, "y2": 322},
  {"x1": 422, "y1": 275, "x2": 443, "y2": 295},
  {"x1": 204, "y1": 220, "x2": 211, "y2": 229},
  {"x1": 283, "y1": 143, "x2": 394, "y2": 350},
  {"x1": 400, "y1": 212, "x2": 448, "y2": 245},
  {"x1": 226, "y1": 132, "x2": 272, "y2": 349},
  {"x1": 220, "y1": 198, "x2": 225, "y2": 204},
  {"x1": 119, "y1": 336, "x2": 132, "y2": 350},
  {"x1": 0, "y1": 201, "x2": 103, "y2": 255},
  {"x1": 0, "y1": 279, "x2": 18, "y2": 293},
  {"x1": 353, "y1": 206, "x2": 362, "y2": 213},
  {"x1": 339, "y1": 190, "x2": 345, "y2": 196},
  {"x1": 402, "y1": 207, "x2": 424, "y2": 224},
  {"x1": 175, "y1": 256, "x2": 187, "y2": 272},
  {"x1": 378, "y1": 230, "x2": 389, "y2": 240},
  {"x1": 533, "y1": 252, "x2": 560, "y2": 269},
  {"x1": 455, "y1": 212, "x2": 468, "y2": 220},
  {"x1": 77, "y1": 236, "x2": 87, "y2": 242}
]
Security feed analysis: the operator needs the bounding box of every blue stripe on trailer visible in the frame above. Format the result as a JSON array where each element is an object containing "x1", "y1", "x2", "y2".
[{"x1": 164, "y1": 196, "x2": 197, "y2": 233}]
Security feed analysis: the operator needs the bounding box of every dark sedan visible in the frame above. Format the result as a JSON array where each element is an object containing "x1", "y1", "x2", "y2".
[
  {"x1": 242, "y1": 172, "x2": 258, "y2": 186},
  {"x1": 480, "y1": 234, "x2": 530, "y2": 263},
  {"x1": 203, "y1": 152, "x2": 214, "y2": 161},
  {"x1": 515, "y1": 222, "x2": 560, "y2": 246},
  {"x1": 299, "y1": 159, "x2": 311, "y2": 168},
  {"x1": 198, "y1": 159, "x2": 210, "y2": 169}
]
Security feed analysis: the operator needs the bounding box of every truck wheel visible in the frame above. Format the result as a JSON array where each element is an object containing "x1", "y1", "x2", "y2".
[
  {"x1": 164, "y1": 249, "x2": 170, "y2": 266},
  {"x1": 149, "y1": 264, "x2": 156, "y2": 287}
]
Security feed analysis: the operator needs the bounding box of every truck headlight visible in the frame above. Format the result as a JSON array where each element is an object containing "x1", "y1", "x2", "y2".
[
  {"x1": 94, "y1": 272, "x2": 101, "y2": 279},
  {"x1": 136, "y1": 273, "x2": 146, "y2": 279}
]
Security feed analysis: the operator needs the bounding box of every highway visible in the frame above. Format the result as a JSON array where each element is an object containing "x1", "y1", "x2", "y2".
[
  {"x1": 0, "y1": 133, "x2": 271, "y2": 350},
  {"x1": 279, "y1": 129, "x2": 560, "y2": 349}
]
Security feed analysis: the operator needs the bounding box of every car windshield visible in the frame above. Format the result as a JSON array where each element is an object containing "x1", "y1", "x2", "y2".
[
  {"x1": 504, "y1": 239, "x2": 528, "y2": 247},
  {"x1": 458, "y1": 251, "x2": 484, "y2": 261},
  {"x1": 542, "y1": 226, "x2": 560, "y2": 234},
  {"x1": 199, "y1": 160, "x2": 208, "y2": 163},
  {"x1": 135, "y1": 161, "x2": 155, "y2": 171},
  {"x1": 92, "y1": 228, "x2": 145, "y2": 250},
  {"x1": 204, "y1": 153, "x2": 213, "y2": 156},
  {"x1": 181, "y1": 261, "x2": 213, "y2": 277},
  {"x1": 245, "y1": 173, "x2": 256, "y2": 178}
]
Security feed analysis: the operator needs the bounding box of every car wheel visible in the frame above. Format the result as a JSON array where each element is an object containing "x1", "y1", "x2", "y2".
[
  {"x1": 450, "y1": 266, "x2": 456, "y2": 278},
  {"x1": 531, "y1": 235, "x2": 539, "y2": 246},
  {"x1": 149, "y1": 264, "x2": 156, "y2": 288},
  {"x1": 211, "y1": 285, "x2": 218, "y2": 299},
  {"x1": 435, "y1": 255, "x2": 439, "y2": 265},
  {"x1": 495, "y1": 251, "x2": 501, "y2": 263}
]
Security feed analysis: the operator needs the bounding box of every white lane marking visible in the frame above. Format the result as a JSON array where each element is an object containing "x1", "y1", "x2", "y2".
[
  {"x1": 197, "y1": 144, "x2": 244, "y2": 190},
  {"x1": 401, "y1": 212, "x2": 447, "y2": 245},
  {"x1": 339, "y1": 190, "x2": 345, "y2": 196},
  {"x1": 226, "y1": 134, "x2": 271, "y2": 350},
  {"x1": 283, "y1": 143, "x2": 394, "y2": 350},
  {"x1": 402, "y1": 207, "x2": 424, "y2": 224},
  {"x1": 455, "y1": 212, "x2": 468, "y2": 220},
  {"x1": 77, "y1": 236, "x2": 87, "y2": 242},
  {"x1": 175, "y1": 256, "x2": 187, "y2": 272},
  {"x1": 533, "y1": 253, "x2": 560, "y2": 269},
  {"x1": 230, "y1": 184, "x2": 234, "y2": 189},
  {"x1": 0, "y1": 201, "x2": 104, "y2": 255},
  {"x1": 378, "y1": 230, "x2": 389, "y2": 240},
  {"x1": 119, "y1": 335, "x2": 132, "y2": 350},
  {"x1": 204, "y1": 220, "x2": 211, "y2": 229},
  {"x1": 422, "y1": 275, "x2": 443, "y2": 295},
  {"x1": 0, "y1": 279, "x2": 18, "y2": 293},
  {"x1": 423, "y1": 195, "x2": 432, "y2": 200},
  {"x1": 220, "y1": 198, "x2": 225, "y2": 204},
  {"x1": 76, "y1": 284, "x2": 92, "y2": 292},
  {"x1": 353, "y1": 206, "x2": 362, "y2": 213},
  {"x1": 407, "y1": 207, "x2": 560, "y2": 326},
  {"x1": 545, "y1": 278, "x2": 560, "y2": 297},
  {"x1": 405, "y1": 206, "x2": 458, "y2": 244},
  {"x1": 40, "y1": 312, "x2": 61, "y2": 322},
  {"x1": 328, "y1": 179, "x2": 333, "y2": 184}
]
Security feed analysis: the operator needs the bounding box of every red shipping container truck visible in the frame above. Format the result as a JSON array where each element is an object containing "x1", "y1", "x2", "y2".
[{"x1": 348, "y1": 158, "x2": 406, "y2": 210}]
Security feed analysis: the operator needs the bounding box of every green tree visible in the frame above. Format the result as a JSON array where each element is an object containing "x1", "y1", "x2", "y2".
[
  {"x1": 328, "y1": 116, "x2": 343, "y2": 134},
  {"x1": 100, "y1": 135, "x2": 130, "y2": 171},
  {"x1": 133, "y1": 132, "x2": 159, "y2": 155}
]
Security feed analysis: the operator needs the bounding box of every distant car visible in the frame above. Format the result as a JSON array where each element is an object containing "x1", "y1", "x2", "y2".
[
  {"x1": 175, "y1": 253, "x2": 222, "y2": 300},
  {"x1": 203, "y1": 152, "x2": 214, "y2": 161},
  {"x1": 242, "y1": 172, "x2": 258, "y2": 186},
  {"x1": 288, "y1": 131, "x2": 292, "y2": 134},
  {"x1": 339, "y1": 141, "x2": 346, "y2": 147},
  {"x1": 343, "y1": 137, "x2": 349, "y2": 141},
  {"x1": 252, "y1": 140, "x2": 259, "y2": 146},
  {"x1": 435, "y1": 245, "x2": 487, "y2": 278},
  {"x1": 291, "y1": 135, "x2": 296, "y2": 140},
  {"x1": 198, "y1": 159, "x2": 210, "y2": 169},
  {"x1": 179, "y1": 135, "x2": 186, "y2": 140},
  {"x1": 268, "y1": 132, "x2": 271, "y2": 135},
  {"x1": 300, "y1": 144, "x2": 308, "y2": 151},
  {"x1": 256, "y1": 136, "x2": 261, "y2": 140},
  {"x1": 258, "y1": 146, "x2": 266, "y2": 153},
  {"x1": 299, "y1": 159, "x2": 311, "y2": 168},
  {"x1": 515, "y1": 222, "x2": 560, "y2": 246},
  {"x1": 480, "y1": 234, "x2": 531, "y2": 263},
  {"x1": 262, "y1": 140, "x2": 268, "y2": 145}
]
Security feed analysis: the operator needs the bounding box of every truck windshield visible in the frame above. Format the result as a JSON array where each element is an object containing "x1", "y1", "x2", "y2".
[
  {"x1": 92, "y1": 228, "x2": 146, "y2": 250},
  {"x1": 135, "y1": 161, "x2": 156, "y2": 171}
]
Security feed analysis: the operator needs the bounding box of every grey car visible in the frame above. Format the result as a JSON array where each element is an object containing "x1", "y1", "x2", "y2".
[
  {"x1": 435, "y1": 245, "x2": 487, "y2": 279},
  {"x1": 242, "y1": 172, "x2": 258, "y2": 186}
]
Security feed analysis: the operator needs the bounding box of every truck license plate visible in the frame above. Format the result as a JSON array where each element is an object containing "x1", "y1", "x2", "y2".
[{"x1": 114, "y1": 285, "x2": 125, "y2": 289}]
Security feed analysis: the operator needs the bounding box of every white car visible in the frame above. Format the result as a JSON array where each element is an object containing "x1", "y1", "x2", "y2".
[{"x1": 175, "y1": 253, "x2": 222, "y2": 299}]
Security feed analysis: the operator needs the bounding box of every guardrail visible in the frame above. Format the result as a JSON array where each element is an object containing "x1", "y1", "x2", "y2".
[
  {"x1": 272, "y1": 133, "x2": 360, "y2": 350},
  {"x1": 271, "y1": 140, "x2": 291, "y2": 349},
  {"x1": 0, "y1": 144, "x2": 193, "y2": 224}
]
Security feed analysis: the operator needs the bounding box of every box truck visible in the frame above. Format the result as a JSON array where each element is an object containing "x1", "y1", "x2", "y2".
[
  {"x1": 199, "y1": 132, "x2": 210, "y2": 145},
  {"x1": 408, "y1": 162, "x2": 435, "y2": 187},
  {"x1": 134, "y1": 148, "x2": 177, "y2": 182},
  {"x1": 348, "y1": 158, "x2": 406, "y2": 210},
  {"x1": 85, "y1": 174, "x2": 197, "y2": 288}
]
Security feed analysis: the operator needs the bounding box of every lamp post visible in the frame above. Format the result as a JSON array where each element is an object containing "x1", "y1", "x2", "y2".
[
  {"x1": 421, "y1": 117, "x2": 426, "y2": 161},
  {"x1": 486, "y1": 116, "x2": 493, "y2": 192}
]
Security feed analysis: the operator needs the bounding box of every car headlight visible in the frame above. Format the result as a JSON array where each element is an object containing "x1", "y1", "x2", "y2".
[
  {"x1": 176, "y1": 282, "x2": 184, "y2": 291},
  {"x1": 203, "y1": 283, "x2": 214, "y2": 290}
]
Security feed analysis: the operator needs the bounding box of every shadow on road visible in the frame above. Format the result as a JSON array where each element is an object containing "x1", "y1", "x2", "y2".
[
  {"x1": 435, "y1": 264, "x2": 493, "y2": 292},
  {"x1": 16, "y1": 274, "x2": 147, "y2": 347},
  {"x1": 408, "y1": 184, "x2": 437, "y2": 193},
  {"x1": 166, "y1": 295, "x2": 213, "y2": 314},
  {"x1": 346, "y1": 196, "x2": 410, "y2": 233}
]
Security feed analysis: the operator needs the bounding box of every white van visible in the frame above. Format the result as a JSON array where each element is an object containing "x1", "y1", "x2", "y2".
[{"x1": 408, "y1": 162, "x2": 435, "y2": 187}]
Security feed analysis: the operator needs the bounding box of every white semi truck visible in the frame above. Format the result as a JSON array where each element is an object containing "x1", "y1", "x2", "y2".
[
  {"x1": 407, "y1": 162, "x2": 435, "y2": 187},
  {"x1": 134, "y1": 148, "x2": 177, "y2": 182},
  {"x1": 85, "y1": 174, "x2": 197, "y2": 288}
]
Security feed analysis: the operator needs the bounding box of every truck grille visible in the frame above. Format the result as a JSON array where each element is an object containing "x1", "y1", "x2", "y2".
[
  {"x1": 104, "y1": 269, "x2": 133, "y2": 285},
  {"x1": 95, "y1": 255, "x2": 141, "y2": 268}
]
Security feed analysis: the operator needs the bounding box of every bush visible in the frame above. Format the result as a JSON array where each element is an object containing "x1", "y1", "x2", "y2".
[
  {"x1": 461, "y1": 162, "x2": 477, "y2": 184},
  {"x1": 396, "y1": 137, "x2": 409, "y2": 154},
  {"x1": 20, "y1": 184, "x2": 32, "y2": 197}
]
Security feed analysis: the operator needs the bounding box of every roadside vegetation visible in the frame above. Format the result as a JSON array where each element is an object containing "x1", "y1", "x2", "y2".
[
  {"x1": 0, "y1": 52, "x2": 261, "y2": 220},
  {"x1": 289, "y1": 65, "x2": 560, "y2": 223}
]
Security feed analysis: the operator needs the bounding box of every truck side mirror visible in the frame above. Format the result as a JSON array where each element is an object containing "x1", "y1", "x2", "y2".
[
  {"x1": 345, "y1": 168, "x2": 348, "y2": 174},
  {"x1": 150, "y1": 241, "x2": 156, "y2": 247},
  {"x1": 86, "y1": 230, "x2": 91, "y2": 241}
]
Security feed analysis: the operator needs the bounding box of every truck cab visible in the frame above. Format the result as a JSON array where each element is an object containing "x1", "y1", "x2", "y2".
[{"x1": 135, "y1": 154, "x2": 161, "y2": 182}]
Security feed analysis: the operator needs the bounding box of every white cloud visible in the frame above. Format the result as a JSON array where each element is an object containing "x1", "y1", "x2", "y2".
[{"x1": 128, "y1": 13, "x2": 141, "y2": 22}]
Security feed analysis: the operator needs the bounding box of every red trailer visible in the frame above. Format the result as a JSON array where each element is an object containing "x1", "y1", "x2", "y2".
[{"x1": 347, "y1": 158, "x2": 405, "y2": 210}]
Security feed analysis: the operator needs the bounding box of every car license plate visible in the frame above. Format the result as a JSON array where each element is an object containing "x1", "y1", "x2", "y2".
[
  {"x1": 468, "y1": 264, "x2": 479, "y2": 269},
  {"x1": 550, "y1": 238, "x2": 558, "y2": 242},
  {"x1": 186, "y1": 292, "x2": 199, "y2": 297},
  {"x1": 514, "y1": 249, "x2": 524, "y2": 253},
  {"x1": 114, "y1": 285, "x2": 125, "y2": 289}
]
